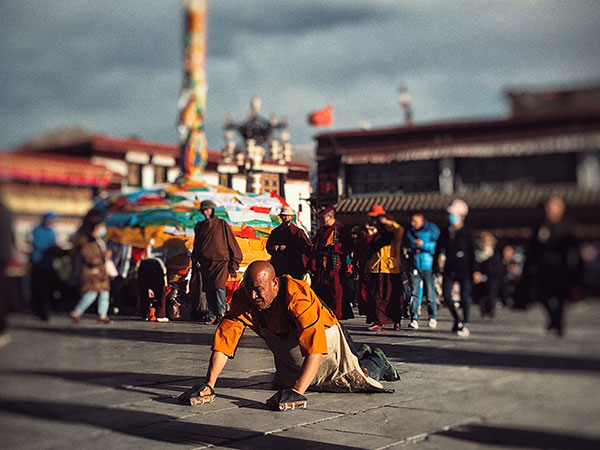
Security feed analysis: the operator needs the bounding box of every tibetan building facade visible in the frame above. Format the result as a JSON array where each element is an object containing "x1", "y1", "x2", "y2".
[{"x1": 315, "y1": 86, "x2": 600, "y2": 240}]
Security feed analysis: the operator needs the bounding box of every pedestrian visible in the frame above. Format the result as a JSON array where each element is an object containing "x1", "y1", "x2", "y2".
[
  {"x1": 266, "y1": 206, "x2": 312, "y2": 279},
  {"x1": 178, "y1": 261, "x2": 398, "y2": 411},
  {"x1": 473, "y1": 231, "x2": 503, "y2": 319},
  {"x1": 436, "y1": 199, "x2": 479, "y2": 337},
  {"x1": 403, "y1": 212, "x2": 440, "y2": 329},
  {"x1": 0, "y1": 200, "x2": 14, "y2": 347},
  {"x1": 364, "y1": 205, "x2": 405, "y2": 331},
  {"x1": 500, "y1": 244, "x2": 522, "y2": 308},
  {"x1": 191, "y1": 200, "x2": 243, "y2": 325},
  {"x1": 310, "y1": 206, "x2": 352, "y2": 320},
  {"x1": 354, "y1": 222, "x2": 378, "y2": 324},
  {"x1": 70, "y1": 217, "x2": 113, "y2": 324},
  {"x1": 30, "y1": 212, "x2": 61, "y2": 321},
  {"x1": 523, "y1": 196, "x2": 582, "y2": 336}
]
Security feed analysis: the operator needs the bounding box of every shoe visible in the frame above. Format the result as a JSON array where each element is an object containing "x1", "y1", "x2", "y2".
[
  {"x1": 408, "y1": 320, "x2": 419, "y2": 329},
  {"x1": 156, "y1": 317, "x2": 169, "y2": 323},
  {"x1": 0, "y1": 333, "x2": 12, "y2": 348},
  {"x1": 457, "y1": 326, "x2": 470, "y2": 337},
  {"x1": 70, "y1": 312, "x2": 81, "y2": 324},
  {"x1": 98, "y1": 316, "x2": 113, "y2": 325},
  {"x1": 428, "y1": 318, "x2": 437, "y2": 329},
  {"x1": 373, "y1": 347, "x2": 400, "y2": 381},
  {"x1": 367, "y1": 323, "x2": 383, "y2": 331},
  {"x1": 204, "y1": 318, "x2": 218, "y2": 325},
  {"x1": 393, "y1": 322, "x2": 402, "y2": 331},
  {"x1": 356, "y1": 343, "x2": 372, "y2": 359}
]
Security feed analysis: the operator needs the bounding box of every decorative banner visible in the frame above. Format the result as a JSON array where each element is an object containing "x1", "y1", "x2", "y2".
[{"x1": 178, "y1": 0, "x2": 209, "y2": 179}]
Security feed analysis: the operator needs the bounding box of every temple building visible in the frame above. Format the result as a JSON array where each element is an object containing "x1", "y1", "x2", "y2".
[{"x1": 315, "y1": 84, "x2": 600, "y2": 240}]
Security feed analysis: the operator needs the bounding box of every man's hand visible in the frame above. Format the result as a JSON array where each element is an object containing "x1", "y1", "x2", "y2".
[
  {"x1": 473, "y1": 271, "x2": 482, "y2": 284},
  {"x1": 279, "y1": 244, "x2": 286, "y2": 251},
  {"x1": 178, "y1": 382, "x2": 215, "y2": 406},
  {"x1": 266, "y1": 389, "x2": 308, "y2": 411},
  {"x1": 415, "y1": 239, "x2": 423, "y2": 248}
]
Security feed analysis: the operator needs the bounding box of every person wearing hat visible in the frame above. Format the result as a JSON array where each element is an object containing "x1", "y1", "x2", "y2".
[
  {"x1": 435, "y1": 199, "x2": 479, "y2": 337},
  {"x1": 364, "y1": 205, "x2": 405, "y2": 331},
  {"x1": 309, "y1": 206, "x2": 352, "y2": 320},
  {"x1": 266, "y1": 206, "x2": 312, "y2": 280},
  {"x1": 30, "y1": 212, "x2": 61, "y2": 321},
  {"x1": 192, "y1": 199, "x2": 243, "y2": 325}
]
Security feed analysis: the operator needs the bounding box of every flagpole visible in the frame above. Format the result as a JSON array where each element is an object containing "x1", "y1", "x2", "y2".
[{"x1": 178, "y1": 0, "x2": 209, "y2": 180}]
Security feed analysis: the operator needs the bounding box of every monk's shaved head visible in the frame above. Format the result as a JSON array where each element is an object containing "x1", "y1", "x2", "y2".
[
  {"x1": 244, "y1": 261, "x2": 279, "y2": 310},
  {"x1": 246, "y1": 260, "x2": 276, "y2": 282}
]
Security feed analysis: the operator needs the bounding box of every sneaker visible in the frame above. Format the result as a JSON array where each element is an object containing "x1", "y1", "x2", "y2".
[
  {"x1": 156, "y1": 317, "x2": 169, "y2": 323},
  {"x1": 373, "y1": 347, "x2": 400, "y2": 381},
  {"x1": 408, "y1": 320, "x2": 419, "y2": 330},
  {"x1": 428, "y1": 318, "x2": 437, "y2": 329},
  {"x1": 0, "y1": 333, "x2": 12, "y2": 348},
  {"x1": 70, "y1": 311, "x2": 81, "y2": 324},
  {"x1": 457, "y1": 326, "x2": 470, "y2": 337},
  {"x1": 367, "y1": 323, "x2": 383, "y2": 331},
  {"x1": 393, "y1": 322, "x2": 402, "y2": 331}
]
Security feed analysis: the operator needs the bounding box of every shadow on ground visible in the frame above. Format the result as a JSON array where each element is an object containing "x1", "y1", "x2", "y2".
[
  {"x1": 0, "y1": 398, "x2": 357, "y2": 449},
  {"x1": 436, "y1": 424, "x2": 600, "y2": 449}
]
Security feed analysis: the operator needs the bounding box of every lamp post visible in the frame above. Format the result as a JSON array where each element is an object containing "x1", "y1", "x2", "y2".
[{"x1": 221, "y1": 97, "x2": 292, "y2": 194}]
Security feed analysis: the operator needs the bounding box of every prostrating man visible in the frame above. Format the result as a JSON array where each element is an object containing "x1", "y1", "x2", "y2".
[
  {"x1": 192, "y1": 200, "x2": 243, "y2": 325},
  {"x1": 364, "y1": 205, "x2": 405, "y2": 331},
  {"x1": 436, "y1": 199, "x2": 479, "y2": 337},
  {"x1": 266, "y1": 206, "x2": 311, "y2": 279},
  {"x1": 310, "y1": 206, "x2": 352, "y2": 319},
  {"x1": 402, "y1": 212, "x2": 440, "y2": 330},
  {"x1": 178, "y1": 261, "x2": 399, "y2": 411}
]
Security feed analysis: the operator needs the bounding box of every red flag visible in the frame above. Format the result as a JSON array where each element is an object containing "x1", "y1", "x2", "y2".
[{"x1": 308, "y1": 104, "x2": 333, "y2": 127}]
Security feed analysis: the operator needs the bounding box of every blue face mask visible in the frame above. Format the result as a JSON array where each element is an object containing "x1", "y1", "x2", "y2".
[
  {"x1": 98, "y1": 227, "x2": 107, "y2": 238},
  {"x1": 448, "y1": 214, "x2": 460, "y2": 225}
]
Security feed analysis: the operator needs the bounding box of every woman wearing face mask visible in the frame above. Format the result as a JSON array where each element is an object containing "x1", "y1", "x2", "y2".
[
  {"x1": 435, "y1": 199, "x2": 479, "y2": 337},
  {"x1": 70, "y1": 213, "x2": 113, "y2": 324}
]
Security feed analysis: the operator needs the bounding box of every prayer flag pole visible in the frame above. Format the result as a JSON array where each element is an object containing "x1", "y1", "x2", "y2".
[{"x1": 178, "y1": 0, "x2": 209, "y2": 180}]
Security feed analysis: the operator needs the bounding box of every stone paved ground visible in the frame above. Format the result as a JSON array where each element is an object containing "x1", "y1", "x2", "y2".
[{"x1": 1, "y1": 299, "x2": 599, "y2": 450}]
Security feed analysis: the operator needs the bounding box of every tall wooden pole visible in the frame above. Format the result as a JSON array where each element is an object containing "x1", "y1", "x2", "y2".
[{"x1": 178, "y1": 0, "x2": 208, "y2": 179}]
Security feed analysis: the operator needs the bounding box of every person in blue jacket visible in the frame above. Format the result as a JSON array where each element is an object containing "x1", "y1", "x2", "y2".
[{"x1": 402, "y1": 212, "x2": 440, "y2": 329}]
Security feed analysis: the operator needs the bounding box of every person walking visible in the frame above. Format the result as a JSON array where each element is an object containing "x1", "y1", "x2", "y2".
[
  {"x1": 0, "y1": 200, "x2": 14, "y2": 347},
  {"x1": 266, "y1": 206, "x2": 311, "y2": 280},
  {"x1": 403, "y1": 212, "x2": 440, "y2": 329},
  {"x1": 524, "y1": 196, "x2": 582, "y2": 336},
  {"x1": 364, "y1": 205, "x2": 405, "y2": 331},
  {"x1": 192, "y1": 200, "x2": 243, "y2": 325},
  {"x1": 30, "y1": 212, "x2": 61, "y2": 320},
  {"x1": 473, "y1": 231, "x2": 503, "y2": 319},
  {"x1": 436, "y1": 199, "x2": 479, "y2": 337},
  {"x1": 70, "y1": 217, "x2": 113, "y2": 324}
]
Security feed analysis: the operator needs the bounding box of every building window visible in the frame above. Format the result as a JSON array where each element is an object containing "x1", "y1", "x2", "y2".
[
  {"x1": 128, "y1": 163, "x2": 141, "y2": 187},
  {"x1": 261, "y1": 173, "x2": 279, "y2": 194},
  {"x1": 155, "y1": 165, "x2": 167, "y2": 184}
]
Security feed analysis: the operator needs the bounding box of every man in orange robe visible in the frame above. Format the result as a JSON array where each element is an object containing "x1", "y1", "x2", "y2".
[{"x1": 179, "y1": 261, "x2": 399, "y2": 411}]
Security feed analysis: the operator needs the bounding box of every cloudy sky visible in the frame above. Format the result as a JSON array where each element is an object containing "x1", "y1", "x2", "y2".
[{"x1": 1, "y1": 0, "x2": 599, "y2": 152}]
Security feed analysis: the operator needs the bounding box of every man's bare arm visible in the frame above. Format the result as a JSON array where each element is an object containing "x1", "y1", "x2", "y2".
[
  {"x1": 200, "y1": 350, "x2": 229, "y2": 396},
  {"x1": 292, "y1": 353, "x2": 323, "y2": 394}
]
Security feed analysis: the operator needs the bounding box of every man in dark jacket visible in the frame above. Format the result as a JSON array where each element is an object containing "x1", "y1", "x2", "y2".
[
  {"x1": 266, "y1": 206, "x2": 311, "y2": 279},
  {"x1": 192, "y1": 200, "x2": 243, "y2": 325},
  {"x1": 524, "y1": 196, "x2": 582, "y2": 336},
  {"x1": 436, "y1": 200, "x2": 479, "y2": 337}
]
